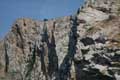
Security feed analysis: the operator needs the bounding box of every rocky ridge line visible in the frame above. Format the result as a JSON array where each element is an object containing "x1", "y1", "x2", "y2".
[{"x1": 0, "y1": 0, "x2": 120, "y2": 80}]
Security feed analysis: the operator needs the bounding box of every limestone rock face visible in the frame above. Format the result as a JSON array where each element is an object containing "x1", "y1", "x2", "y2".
[{"x1": 0, "y1": 0, "x2": 120, "y2": 80}]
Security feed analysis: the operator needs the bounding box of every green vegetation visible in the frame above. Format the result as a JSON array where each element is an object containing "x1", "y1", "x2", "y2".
[
  {"x1": 9, "y1": 70, "x2": 19, "y2": 78},
  {"x1": 87, "y1": 27, "x2": 94, "y2": 32},
  {"x1": 86, "y1": 26, "x2": 100, "y2": 35}
]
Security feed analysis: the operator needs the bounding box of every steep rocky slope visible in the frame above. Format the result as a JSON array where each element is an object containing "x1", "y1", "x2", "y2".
[{"x1": 0, "y1": 0, "x2": 120, "y2": 80}]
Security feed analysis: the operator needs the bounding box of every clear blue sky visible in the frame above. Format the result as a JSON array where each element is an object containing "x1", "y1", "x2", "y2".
[{"x1": 0, "y1": 0, "x2": 84, "y2": 38}]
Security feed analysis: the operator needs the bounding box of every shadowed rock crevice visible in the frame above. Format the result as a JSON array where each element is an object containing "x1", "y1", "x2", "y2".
[
  {"x1": 83, "y1": 68, "x2": 115, "y2": 80},
  {"x1": 74, "y1": 59, "x2": 90, "y2": 80},
  {"x1": 38, "y1": 44, "x2": 47, "y2": 77},
  {"x1": 80, "y1": 37, "x2": 95, "y2": 46},
  {"x1": 15, "y1": 24, "x2": 25, "y2": 54},
  {"x1": 25, "y1": 44, "x2": 36, "y2": 78},
  {"x1": 39, "y1": 21, "x2": 58, "y2": 79},
  {"x1": 39, "y1": 23, "x2": 49, "y2": 80},
  {"x1": 48, "y1": 27, "x2": 58, "y2": 78},
  {"x1": 4, "y1": 41, "x2": 9, "y2": 73},
  {"x1": 59, "y1": 16, "x2": 78, "y2": 80},
  {"x1": 74, "y1": 58, "x2": 116, "y2": 80}
]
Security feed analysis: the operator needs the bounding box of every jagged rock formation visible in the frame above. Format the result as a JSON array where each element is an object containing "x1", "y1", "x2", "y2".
[{"x1": 0, "y1": 0, "x2": 120, "y2": 80}]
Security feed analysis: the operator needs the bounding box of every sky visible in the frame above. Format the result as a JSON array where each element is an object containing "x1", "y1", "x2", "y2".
[{"x1": 0, "y1": 0, "x2": 84, "y2": 38}]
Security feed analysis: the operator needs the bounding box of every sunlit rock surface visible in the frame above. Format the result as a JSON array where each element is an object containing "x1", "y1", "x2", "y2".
[{"x1": 0, "y1": 0, "x2": 120, "y2": 80}]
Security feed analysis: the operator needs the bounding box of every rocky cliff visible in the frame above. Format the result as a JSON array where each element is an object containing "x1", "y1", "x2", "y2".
[{"x1": 0, "y1": 0, "x2": 120, "y2": 80}]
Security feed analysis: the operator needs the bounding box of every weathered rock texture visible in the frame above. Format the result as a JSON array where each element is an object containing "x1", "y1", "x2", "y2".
[{"x1": 0, "y1": 0, "x2": 120, "y2": 80}]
